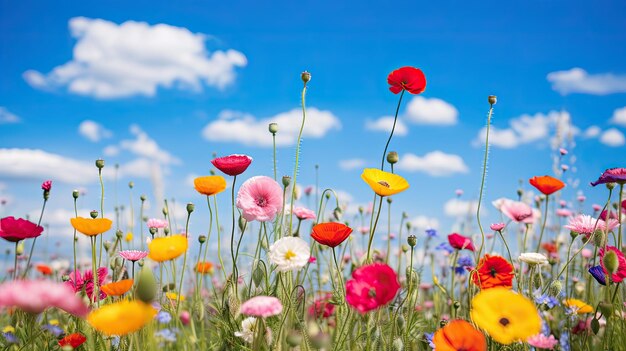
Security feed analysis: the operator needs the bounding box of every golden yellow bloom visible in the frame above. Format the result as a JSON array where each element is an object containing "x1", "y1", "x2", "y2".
[
  {"x1": 148, "y1": 235, "x2": 188, "y2": 262},
  {"x1": 125, "y1": 232, "x2": 133, "y2": 242},
  {"x1": 194, "y1": 176, "x2": 227, "y2": 196},
  {"x1": 87, "y1": 300, "x2": 156, "y2": 336},
  {"x1": 166, "y1": 292, "x2": 185, "y2": 301},
  {"x1": 70, "y1": 217, "x2": 113, "y2": 236},
  {"x1": 49, "y1": 319, "x2": 59, "y2": 326},
  {"x1": 564, "y1": 299, "x2": 593, "y2": 314},
  {"x1": 101, "y1": 279, "x2": 134, "y2": 297},
  {"x1": 2, "y1": 326, "x2": 15, "y2": 333},
  {"x1": 470, "y1": 287, "x2": 541, "y2": 345},
  {"x1": 361, "y1": 168, "x2": 409, "y2": 197}
]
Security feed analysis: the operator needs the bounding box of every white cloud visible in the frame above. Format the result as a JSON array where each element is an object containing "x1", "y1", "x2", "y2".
[
  {"x1": 547, "y1": 68, "x2": 626, "y2": 95},
  {"x1": 396, "y1": 151, "x2": 469, "y2": 176},
  {"x1": 611, "y1": 106, "x2": 626, "y2": 127},
  {"x1": 405, "y1": 96, "x2": 458, "y2": 125},
  {"x1": 23, "y1": 17, "x2": 247, "y2": 99},
  {"x1": 408, "y1": 215, "x2": 439, "y2": 230},
  {"x1": 444, "y1": 198, "x2": 479, "y2": 217},
  {"x1": 78, "y1": 120, "x2": 112, "y2": 142},
  {"x1": 365, "y1": 116, "x2": 408, "y2": 135},
  {"x1": 0, "y1": 107, "x2": 21, "y2": 124},
  {"x1": 202, "y1": 108, "x2": 341, "y2": 147},
  {"x1": 120, "y1": 125, "x2": 180, "y2": 165},
  {"x1": 583, "y1": 125, "x2": 601, "y2": 138},
  {"x1": 103, "y1": 145, "x2": 120, "y2": 156},
  {"x1": 338, "y1": 158, "x2": 366, "y2": 171},
  {"x1": 600, "y1": 128, "x2": 626, "y2": 147}
]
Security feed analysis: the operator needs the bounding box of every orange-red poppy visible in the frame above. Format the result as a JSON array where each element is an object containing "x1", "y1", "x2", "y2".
[
  {"x1": 387, "y1": 66, "x2": 427, "y2": 95},
  {"x1": 311, "y1": 222, "x2": 353, "y2": 248},
  {"x1": 58, "y1": 333, "x2": 87, "y2": 348},
  {"x1": 542, "y1": 241, "x2": 557, "y2": 254},
  {"x1": 36, "y1": 264, "x2": 53, "y2": 275},
  {"x1": 433, "y1": 319, "x2": 487, "y2": 351},
  {"x1": 529, "y1": 175, "x2": 565, "y2": 196},
  {"x1": 195, "y1": 261, "x2": 214, "y2": 275},
  {"x1": 472, "y1": 254, "x2": 514, "y2": 290},
  {"x1": 100, "y1": 279, "x2": 134, "y2": 297}
]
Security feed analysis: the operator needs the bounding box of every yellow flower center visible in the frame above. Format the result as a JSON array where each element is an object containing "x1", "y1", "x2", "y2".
[
  {"x1": 377, "y1": 180, "x2": 390, "y2": 188},
  {"x1": 284, "y1": 250, "x2": 297, "y2": 260}
]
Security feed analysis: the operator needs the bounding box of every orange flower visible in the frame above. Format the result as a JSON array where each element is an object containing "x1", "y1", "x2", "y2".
[
  {"x1": 311, "y1": 222, "x2": 353, "y2": 248},
  {"x1": 70, "y1": 217, "x2": 113, "y2": 236},
  {"x1": 529, "y1": 175, "x2": 565, "y2": 196},
  {"x1": 195, "y1": 262, "x2": 214, "y2": 275},
  {"x1": 101, "y1": 279, "x2": 134, "y2": 297},
  {"x1": 36, "y1": 264, "x2": 53, "y2": 275},
  {"x1": 194, "y1": 176, "x2": 227, "y2": 196},
  {"x1": 472, "y1": 254, "x2": 514, "y2": 289},
  {"x1": 433, "y1": 319, "x2": 487, "y2": 351}
]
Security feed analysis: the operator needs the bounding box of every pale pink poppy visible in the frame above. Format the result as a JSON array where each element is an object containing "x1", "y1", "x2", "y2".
[
  {"x1": 0, "y1": 280, "x2": 89, "y2": 317},
  {"x1": 236, "y1": 176, "x2": 283, "y2": 222},
  {"x1": 146, "y1": 218, "x2": 168, "y2": 229},
  {"x1": 119, "y1": 250, "x2": 148, "y2": 262},
  {"x1": 240, "y1": 296, "x2": 283, "y2": 317},
  {"x1": 292, "y1": 207, "x2": 316, "y2": 221},
  {"x1": 499, "y1": 200, "x2": 537, "y2": 223}
]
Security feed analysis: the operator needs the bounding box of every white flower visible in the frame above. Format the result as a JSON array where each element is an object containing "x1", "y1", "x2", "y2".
[
  {"x1": 268, "y1": 237, "x2": 310, "y2": 272},
  {"x1": 234, "y1": 317, "x2": 273, "y2": 344},
  {"x1": 519, "y1": 252, "x2": 549, "y2": 265}
]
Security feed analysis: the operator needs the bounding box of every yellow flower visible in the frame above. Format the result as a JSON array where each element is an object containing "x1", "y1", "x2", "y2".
[
  {"x1": 2, "y1": 326, "x2": 15, "y2": 333},
  {"x1": 49, "y1": 319, "x2": 59, "y2": 326},
  {"x1": 194, "y1": 176, "x2": 227, "y2": 196},
  {"x1": 361, "y1": 168, "x2": 409, "y2": 197},
  {"x1": 470, "y1": 287, "x2": 541, "y2": 345},
  {"x1": 148, "y1": 235, "x2": 188, "y2": 262},
  {"x1": 70, "y1": 217, "x2": 113, "y2": 236},
  {"x1": 166, "y1": 292, "x2": 185, "y2": 301},
  {"x1": 564, "y1": 299, "x2": 593, "y2": 314},
  {"x1": 125, "y1": 232, "x2": 133, "y2": 242},
  {"x1": 88, "y1": 300, "x2": 156, "y2": 336}
]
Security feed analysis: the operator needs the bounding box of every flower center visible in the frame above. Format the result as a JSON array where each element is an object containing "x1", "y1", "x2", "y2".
[
  {"x1": 377, "y1": 181, "x2": 390, "y2": 188},
  {"x1": 255, "y1": 197, "x2": 267, "y2": 207},
  {"x1": 284, "y1": 250, "x2": 296, "y2": 260},
  {"x1": 499, "y1": 317, "x2": 510, "y2": 326},
  {"x1": 490, "y1": 267, "x2": 497, "y2": 277},
  {"x1": 368, "y1": 288, "x2": 377, "y2": 298}
]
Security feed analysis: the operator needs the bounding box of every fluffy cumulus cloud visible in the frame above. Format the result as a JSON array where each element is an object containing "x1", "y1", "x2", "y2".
[
  {"x1": 23, "y1": 17, "x2": 247, "y2": 99},
  {"x1": 599, "y1": 128, "x2": 626, "y2": 147},
  {"x1": 0, "y1": 107, "x2": 21, "y2": 124},
  {"x1": 202, "y1": 108, "x2": 341, "y2": 147},
  {"x1": 396, "y1": 151, "x2": 469, "y2": 176},
  {"x1": 547, "y1": 68, "x2": 626, "y2": 95},
  {"x1": 611, "y1": 106, "x2": 626, "y2": 127},
  {"x1": 583, "y1": 126, "x2": 601, "y2": 138},
  {"x1": 365, "y1": 116, "x2": 408, "y2": 135},
  {"x1": 408, "y1": 215, "x2": 439, "y2": 230},
  {"x1": 338, "y1": 158, "x2": 366, "y2": 171},
  {"x1": 444, "y1": 198, "x2": 480, "y2": 217},
  {"x1": 404, "y1": 96, "x2": 458, "y2": 125},
  {"x1": 78, "y1": 120, "x2": 112, "y2": 142}
]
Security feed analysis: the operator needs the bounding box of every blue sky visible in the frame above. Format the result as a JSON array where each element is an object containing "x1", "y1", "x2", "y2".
[{"x1": 1, "y1": 0, "x2": 626, "y2": 263}]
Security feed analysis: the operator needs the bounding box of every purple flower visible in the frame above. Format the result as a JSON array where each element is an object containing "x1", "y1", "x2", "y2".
[
  {"x1": 591, "y1": 168, "x2": 626, "y2": 186},
  {"x1": 425, "y1": 229, "x2": 437, "y2": 238},
  {"x1": 588, "y1": 265, "x2": 606, "y2": 286},
  {"x1": 435, "y1": 242, "x2": 454, "y2": 254},
  {"x1": 454, "y1": 256, "x2": 473, "y2": 275}
]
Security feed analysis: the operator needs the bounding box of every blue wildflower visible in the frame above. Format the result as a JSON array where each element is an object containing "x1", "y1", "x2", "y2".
[
  {"x1": 111, "y1": 336, "x2": 120, "y2": 347},
  {"x1": 588, "y1": 265, "x2": 606, "y2": 286},
  {"x1": 534, "y1": 289, "x2": 559, "y2": 309},
  {"x1": 560, "y1": 331, "x2": 570, "y2": 351},
  {"x1": 436, "y1": 242, "x2": 454, "y2": 254},
  {"x1": 2, "y1": 332, "x2": 18, "y2": 344},
  {"x1": 423, "y1": 332, "x2": 435, "y2": 349},
  {"x1": 454, "y1": 256, "x2": 473, "y2": 275},
  {"x1": 42, "y1": 324, "x2": 64, "y2": 337},
  {"x1": 156, "y1": 311, "x2": 172, "y2": 324},
  {"x1": 425, "y1": 229, "x2": 438, "y2": 238},
  {"x1": 155, "y1": 328, "x2": 178, "y2": 342}
]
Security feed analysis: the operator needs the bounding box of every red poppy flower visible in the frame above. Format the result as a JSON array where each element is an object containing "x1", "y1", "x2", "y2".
[
  {"x1": 0, "y1": 216, "x2": 44, "y2": 243},
  {"x1": 311, "y1": 222, "x2": 353, "y2": 248},
  {"x1": 541, "y1": 242, "x2": 557, "y2": 255},
  {"x1": 58, "y1": 333, "x2": 87, "y2": 348},
  {"x1": 447, "y1": 233, "x2": 475, "y2": 251},
  {"x1": 472, "y1": 254, "x2": 514, "y2": 289},
  {"x1": 308, "y1": 293, "x2": 335, "y2": 319},
  {"x1": 211, "y1": 154, "x2": 253, "y2": 176},
  {"x1": 529, "y1": 175, "x2": 565, "y2": 195},
  {"x1": 387, "y1": 66, "x2": 426, "y2": 95},
  {"x1": 345, "y1": 263, "x2": 400, "y2": 314},
  {"x1": 36, "y1": 264, "x2": 53, "y2": 275}
]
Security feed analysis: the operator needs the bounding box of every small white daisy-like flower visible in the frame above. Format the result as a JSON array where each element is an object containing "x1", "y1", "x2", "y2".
[
  {"x1": 234, "y1": 317, "x2": 273, "y2": 344},
  {"x1": 268, "y1": 237, "x2": 310, "y2": 272},
  {"x1": 519, "y1": 252, "x2": 549, "y2": 265}
]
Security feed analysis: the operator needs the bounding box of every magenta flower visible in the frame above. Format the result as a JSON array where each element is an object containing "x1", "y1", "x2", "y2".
[
  {"x1": 236, "y1": 176, "x2": 283, "y2": 222},
  {"x1": 599, "y1": 246, "x2": 626, "y2": 283},
  {"x1": 490, "y1": 223, "x2": 505, "y2": 232},
  {"x1": 211, "y1": 154, "x2": 253, "y2": 176},
  {"x1": 0, "y1": 216, "x2": 44, "y2": 243},
  {"x1": 146, "y1": 218, "x2": 168, "y2": 229},
  {"x1": 119, "y1": 250, "x2": 148, "y2": 262},
  {"x1": 345, "y1": 263, "x2": 400, "y2": 314},
  {"x1": 591, "y1": 167, "x2": 626, "y2": 186},
  {"x1": 41, "y1": 180, "x2": 52, "y2": 191},
  {"x1": 240, "y1": 296, "x2": 283, "y2": 317},
  {"x1": 0, "y1": 280, "x2": 89, "y2": 317},
  {"x1": 65, "y1": 267, "x2": 108, "y2": 300},
  {"x1": 527, "y1": 333, "x2": 558, "y2": 350},
  {"x1": 292, "y1": 207, "x2": 316, "y2": 221}
]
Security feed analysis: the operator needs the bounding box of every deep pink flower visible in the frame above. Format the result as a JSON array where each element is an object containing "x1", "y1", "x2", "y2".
[
  {"x1": 556, "y1": 208, "x2": 573, "y2": 217},
  {"x1": 0, "y1": 280, "x2": 88, "y2": 317},
  {"x1": 65, "y1": 267, "x2": 108, "y2": 300},
  {"x1": 447, "y1": 233, "x2": 475, "y2": 251},
  {"x1": 180, "y1": 310, "x2": 191, "y2": 325},
  {"x1": 41, "y1": 180, "x2": 52, "y2": 191},
  {"x1": 308, "y1": 293, "x2": 335, "y2": 319},
  {"x1": 119, "y1": 250, "x2": 148, "y2": 262},
  {"x1": 0, "y1": 216, "x2": 44, "y2": 243},
  {"x1": 240, "y1": 296, "x2": 283, "y2": 317},
  {"x1": 211, "y1": 154, "x2": 253, "y2": 176},
  {"x1": 599, "y1": 246, "x2": 626, "y2": 283},
  {"x1": 500, "y1": 200, "x2": 536, "y2": 223},
  {"x1": 236, "y1": 176, "x2": 283, "y2": 222},
  {"x1": 527, "y1": 333, "x2": 558, "y2": 350},
  {"x1": 490, "y1": 223, "x2": 505, "y2": 232},
  {"x1": 591, "y1": 168, "x2": 626, "y2": 186},
  {"x1": 146, "y1": 218, "x2": 168, "y2": 229},
  {"x1": 292, "y1": 207, "x2": 316, "y2": 221},
  {"x1": 345, "y1": 263, "x2": 400, "y2": 314},
  {"x1": 592, "y1": 204, "x2": 602, "y2": 212},
  {"x1": 564, "y1": 214, "x2": 619, "y2": 239}
]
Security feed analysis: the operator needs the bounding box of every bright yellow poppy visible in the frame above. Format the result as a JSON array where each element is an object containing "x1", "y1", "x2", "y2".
[
  {"x1": 470, "y1": 287, "x2": 541, "y2": 345},
  {"x1": 166, "y1": 292, "x2": 185, "y2": 301},
  {"x1": 194, "y1": 176, "x2": 227, "y2": 196},
  {"x1": 564, "y1": 298, "x2": 593, "y2": 314},
  {"x1": 70, "y1": 217, "x2": 113, "y2": 236},
  {"x1": 87, "y1": 300, "x2": 156, "y2": 336},
  {"x1": 148, "y1": 235, "x2": 188, "y2": 262},
  {"x1": 361, "y1": 168, "x2": 409, "y2": 197}
]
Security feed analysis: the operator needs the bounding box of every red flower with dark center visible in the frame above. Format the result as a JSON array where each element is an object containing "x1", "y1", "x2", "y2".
[
  {"x1": 447, "y1": 233, "x2": 475, "y2": 251},
  {"x1": 529, "y1": 175, "x2": 565, "y2": 195},
  {"x1": 0, "y1": 216, "x2": 44, "y2": 243},
  {"x1": 58, "y1": 333, "x2": 87, "y2": 348},
  {"x1": 472, "y1": 254, "x2": 514, "y2": 289},
  {"x1": 345, "y1": 263, "x2": 400, "y2": 314},
  {"x1": 311, "y1": 222, "x2": 353, "y2": 248},
  {"x1": 387, "y1": 67, "x2": 426, "y2": 95},
  {"x1": 211, "y1": 154, "x2": 253, "y2": 176}
]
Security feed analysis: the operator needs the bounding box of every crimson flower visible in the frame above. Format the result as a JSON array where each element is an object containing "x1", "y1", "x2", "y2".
[
  {"x1": 472, "y1": 254, "x2": 514, "y2": 289},
  {"x1": 311, "y1": 222, "x2": 353, "y2": 248},
  {"x1": 599, "y1": 246, "x2": 626, "y2": 283},
  {"x1": 211, "y1": 154, "x2": 253, "y2": 176},
  {"x1": 529, "y1": 175, "x2": 565, "y2": 195},
  {"x1": 308, "y1": 293, "x2": 335, "y2": 319},
  {"x1": 65, "y1": 267, "x2": 108, "y2": 300},
  {"x1": 345, "y1": 263, "x2": 400, "y2": 314},
  {"x1": 591, "y1": 168, "x2": 626, "y2": 186},
  {"x1": 0, "y1": 216, "x2": 44, "y2": 243},
  {"x1": 41, "y1": 180, "x2": 52, "y2": 192},
  {"x1": 387, "y1": 66, "x2": 426, "y2": 95},
  {"x1": 58, "y1": 333, "x2": 87, "y2": 348},
  {"x1": 447, "y1": 233, "x2": 475, "y2": 251}
]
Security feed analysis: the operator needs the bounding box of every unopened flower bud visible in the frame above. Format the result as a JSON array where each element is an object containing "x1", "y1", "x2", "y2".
[
  {"x1": 517, "y1": 188, "x2": 523, "y2": 198},
  {"x1": 149, "y1": 227, "x2": 157, "y2": 236},
  {"x1": 198, "y1": 235, "x2": 207, "y2": 244},
  {"x1": 162, "y1": 207, "x2": 168, "y2": 216},
  {"x1": 116, "y1": 230, "x2": 123, "y2": 239},
  {"x1": 61, "y1": 274, "x2": 70, "y2": 282},
  {"x1": 548, "y1": 280, "x2": 562, "y2": 297},
  {"x1": 164, "y1": 227, "x2": 170, "y2": 235},
  {"x1": 453, "y1": 301, "x2": 461, "y2": 310},
  {"x1": 140, "y1": 194, "x2": 146, "y2": 202},
  {"x1": 401, "y1": 244, "x2": 409, "y2": 253},
  {"x1": 387, "y1": 151, "x2": 399, "y2": 165},
  {"x1": 603, "y1": 250, "x2": 619, "y2": 275},
  {"x1": 387, "y1": 197, "x2": 393, "y2": 204},
  {"x1": 286, "y1": 331, "x2": 302, "y2": 347},
  {"x1": 439, "y1": 319, "x2": 448, "y2": 328},
  {"x1": 72, "y1": 189, "x2": 79, "y2": 199},
  {"x1": 103, "y1": 241, "x2": 111, "y2": 251},
  {"x1": 210, "y1": 169, "x2": 215, "y2": 175},
  {"x1": 16, "y1": 242, "x2": 24, "y2": 255},
  {"x1": 392, "y1": 338, "x2": 404, "y2": 351},
  {"x1": 396, "y1": 314, "x2": 405, "y2": 330},
  {"x1": 593, "y1": 230, "x2": 606, "y2": 247},
  {"x1": 186, "y1": 203, "x2": 195, "y2": 213},
  {"x1": 406, "y1": 222, "x2": 412, "y2": 231},
  {"x1": 95, "y1": 159, "x2": 105, "y2": 169},
  {"x1": 269, "y1": 123, "x2": 279, "y2": 134},
  {"x1": 282, "y1": 176, "x2": 291, "y2": 188},
  {"x1": 238, "y1": 216, "x2": 247, "y2": 232},
  {"x1": 606, "y1": 183, "x2": 616, "y2": 190},
  {"x1": 358, "y1": 206, "x2": 364, "y2": 214},
  {"x1": 90, "y1": 210, "x2": 99, "y2": 219},
  {"x1": 136, "y1": 266, "x2": 157, "y2": 303},
  {"x1": 325, "y1": 192, "x2": 331, "y2": 199},
  {"x1": 488, "y1": 95, "x2": 497, "y2": 106},
  {"x1": 301, "y1": 71, "x2": 311, "y2": 84},
  {"x1": 128, "y1": 181, "x2": 134, "y2": 189},
  {"x1": 407, "y1": 235, "x2": 417, "y2": 247}
]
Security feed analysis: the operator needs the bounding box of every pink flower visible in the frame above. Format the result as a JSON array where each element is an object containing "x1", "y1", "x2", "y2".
[
  {"x1": 447, "y1": 233, "x2": 475, "y2": 251},
  {"x1": 559, "y1": 148, "x2": 568, "y2": 155},
  {"x1": 500, "y1": 200, "x2": 534, "y2": 223},
  {"x1": 358, "y1": 227, "x2": 369, "y2": 235},
  {"x1": 211, "y1": 154, "x2": 253, "y2": 176},
  {"x1": 577, "y1": 195, "x2": 586, "y2": 202},
  {"x1": 490, "y1": 223, "x2": 505, "y2": 232},
  {"x1": 0, "y1": 280, "x2": 89, "y2": 317},
  {"x1": 240, "y1": 296, "x2": 283, "y2": 317},
  {"x1": 180, "y1": 310, "x2": 191, "y2": 325},
  {"x1": 304, "y1": 186, "x2": 314, "y2": 196},
  {"x1": 41, "y1": 180, "x2": 52, "y2": 191},
  {"x1": 455, "y1": 189, "x2": 464, "y2": 197},
  {"x1": 556, "y1": 208, "x2": 573, "y2": 217},
  {"x1": 591, "y1": 167, "x2": 626, "y2": 186},
  {"x1": 308, "y1": 293, "x2": 335, "y2": 318},
  {"x1": 308, "y1": 256, "x2": 317, "y2": 264},
  {"x1": 592, "y1": 204, "x2": 602, "y2": 212},
  {"x1": 582, "y1": 249, "x2": 592, "y2": 259},
  {"x1": 564, "y1": 214, "x2": 619, "y2": 238},
  {"x1": 119, "y1": 250, "x2": 148, "y2": 262},
  {"x1": 599, "y1": 246, "x2": 626, "y2": 283},
  {"x1": 561, "y1": 164, "x2": 569, "y2": 172},
  {"x1": 0, "y1": 216, "x2": 44, "y2": 243},
  {"x1": 65, "y1": 267, "x2": 108, "y2": 300},
  {"x1": 236, "y1": 176, "x2": 283, "y2": 222},
  {"x1": 146, "y1": 218, "x2": 168, "y2": 229},
  {"x1": 292, "y1": 207, "x2": 316, "y2": 221},
  {"x1": 345, "y1": 263, "x2": 400, "y2": 314},
  {"x1": 527, "y1": 333, "x2": 558, "y2": 349}
]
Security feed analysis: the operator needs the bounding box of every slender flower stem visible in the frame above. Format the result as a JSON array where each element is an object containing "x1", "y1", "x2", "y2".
[
  {"x1": 22, "y1": 197, "x2": 48, "y2": 278},
  {"x1": 72, "y1": 195, "x2": 78, "y2": 289},
  {"x1": 450, "y1": 250, "x2": 459, "y2": 318},
  {"x1": 380, "y1": 90, "x2": 405, "y2": 170},
  {"x1": 198, "y1": 195, "x2": 214, "y2": 294},
  {"x1": 140, "y1": 197, "x2": 145, "y2": 250},
  {"x1": 618, "y1": 184, "x2": 623, "y2": 251},
  {"x1": 535, "y1": 196, "x2": 550, "y2": 252},
  {"x1": 229, "y1": 175, "x2": 238, "y2": 292},
  {"x1": 176, "y1": 209, "x2": 192, "y2": 315},
  {"x1": 288, "y1": 81, "x2": 308, "y2": 234},
  {"x1": 385, "y1": 199, "x2": 392, "y2": 264},
  {"x1": 13, "y1": 242, "x2": 18, "y2": 280},
  {"x1": 272, "y1": 133, "x2": 277, "y2": 181},
  {"x1": 97, "y1": 168, "x2": 105, "y2": 268},
  {"x1": 366, "y1": 196, "x2": 384, "y2": 262},
  {"x1": 213, "y1": 196, "x2": 227, "y2": 281},
  {"x1": 476, "y1": 102, "x2": 495, "y2": 259}
]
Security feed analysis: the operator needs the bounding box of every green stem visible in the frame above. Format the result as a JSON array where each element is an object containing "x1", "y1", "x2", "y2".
[
  {"x1": 213, "y1": 196, "x2": 227, "y2": 282},
  {"x1": 618, "y1": 184, "x2": 623, "y2": 251},
  {"x1": 22, "y1": 198, "x2": 47, "y2": 278},
  {"x1": 230, "y1": 175, "x2": 238, "y2": 292},
  {"x1": 272, "y1": 133, "x2": 277, "y2": 181},
  {"x1": 288, "y1": 82, "x2": 308, "y2": 235},
  {"x1": 535, "y1": 196, "x2": 550, "y2": 252},
  {"x1": 366, "y1": 196, "x2": 384, "y2": 262},
  {"x1": 380, "y1": 90, "x2": 405, "y2": 170},
  {"x1": 176, "y1": 210, "x2": 192, "y2": 315},
  {"x1": 476, "y1": 102, "x2": 495, "y2": 259}
]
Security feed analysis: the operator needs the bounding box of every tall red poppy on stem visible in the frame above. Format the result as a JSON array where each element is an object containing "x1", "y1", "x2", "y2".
[
  {"x1": 211, "y1": 154, "x2": 253, "y2": 176},
  {"x1": 472, "y1": 254, "x2": 514, "y2": 289},
  {"x1": 448, "y1": 233, "x2": 475, "y2": 251},
  {"x1": 311, "y1": 222, "x2": 353, "y2": 248},
  {"x1": 529, "y1": 175, "x2": 565, "y2": 195},
  {"x1": 387, "y1": 67, "x2": 426, "y2": 95}
]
